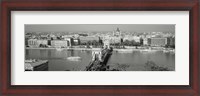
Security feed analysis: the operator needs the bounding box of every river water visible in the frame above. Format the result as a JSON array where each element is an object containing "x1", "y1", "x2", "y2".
[{"x1": 25, "y1": 49, "x2": 175, "y2": 71}]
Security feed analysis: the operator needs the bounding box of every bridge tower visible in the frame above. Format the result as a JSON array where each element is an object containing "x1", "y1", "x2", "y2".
[
  {"x1": 92, "y1": 51, "x2": 103, "y2": 62},
  {"x1": 103, "y1": 40, "x2": 110, "y2": 49}
]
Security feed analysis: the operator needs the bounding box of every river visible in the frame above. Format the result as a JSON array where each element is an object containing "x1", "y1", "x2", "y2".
[{"x1": 25, "y1": 49, "x2": 175, "y2": 71}]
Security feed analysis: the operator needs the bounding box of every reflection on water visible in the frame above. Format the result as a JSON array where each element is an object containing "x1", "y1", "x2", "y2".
[
  {"x1": 25, "y1": 49, "x2": 175, "y2": 71},
  {"x1": 107, "y1": 51, "x2": 175, "y2": 71},
  {"x1": 26, "y1": 49, "x2": 92, "y2": 71}
]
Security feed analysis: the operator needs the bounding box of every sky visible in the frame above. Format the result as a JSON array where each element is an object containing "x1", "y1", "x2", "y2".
[{"x1": 25, "y1": 24, "x2": 175, "y2": 33}]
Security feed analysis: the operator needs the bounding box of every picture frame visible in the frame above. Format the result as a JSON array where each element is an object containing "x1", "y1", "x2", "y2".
[{"x1": 0, "y1": 0, "x2": 199, "y2": 95}]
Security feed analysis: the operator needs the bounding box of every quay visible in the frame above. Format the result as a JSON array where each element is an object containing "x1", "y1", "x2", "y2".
[{"x1": 25, "y1": 59, "x2": 48, "y2": 71}]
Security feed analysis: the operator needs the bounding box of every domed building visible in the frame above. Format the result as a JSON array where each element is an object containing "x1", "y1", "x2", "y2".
[{"x1": 113, "y1": 27, "x2": 121, "y2": 37}]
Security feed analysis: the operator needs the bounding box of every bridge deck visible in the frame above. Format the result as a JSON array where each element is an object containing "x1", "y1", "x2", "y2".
[{"x1": 85, "y1": 49, "x2": 112, "y2": 71}]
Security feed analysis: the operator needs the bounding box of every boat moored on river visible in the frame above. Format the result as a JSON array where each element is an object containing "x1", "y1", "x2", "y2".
[{"x1": 67, "y1": 56, "x2": 81, "y2": 61}]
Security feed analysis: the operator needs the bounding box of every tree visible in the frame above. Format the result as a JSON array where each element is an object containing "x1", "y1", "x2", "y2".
[
  {"x1": 140, "y1": 38, "x2": 143, "y2": 45},
  {"x1": 131, "y1": 40, "x2": 136, "y2": 46},
  {"x1": 99, "y1": 39, "x2": 103, "y2": 45},
  {"x1": 87, "y1": 41, "x2": 92, "y2": 45},
  {"x1": 92, "y1": 40, "x2": 98, "y2": 46},
  {"x1": 123, "y1": 40, "x2": 129, "y2": 46}
]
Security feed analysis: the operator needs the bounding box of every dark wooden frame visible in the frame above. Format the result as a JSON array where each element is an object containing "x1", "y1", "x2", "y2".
[{"x1": 0, "y1": 0, "x2": 199, "y2": 96}]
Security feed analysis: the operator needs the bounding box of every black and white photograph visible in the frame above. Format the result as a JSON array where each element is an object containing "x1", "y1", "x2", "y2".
[{"x1": 25, "y1": 24, "x2": 175, "y2": 71}]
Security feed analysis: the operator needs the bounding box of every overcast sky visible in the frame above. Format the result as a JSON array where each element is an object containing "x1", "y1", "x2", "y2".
[{"x1": 25, "y1": 24, "x2": 175, "y2": 33}]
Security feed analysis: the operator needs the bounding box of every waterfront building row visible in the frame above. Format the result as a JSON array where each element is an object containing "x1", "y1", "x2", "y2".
[
  {"x1": 147, "y1": 37, "x2": 175, "y2": 47},
  {"x1": 27, "y1": 36, "x2": 101, "y2": 48},
  {"x1": 26, "y1": 28, "x2": 175, "y2": 48},
  {"x1": 27, "y1": 39, "x2": 72, "y2": 48},
  {"x1": 79, "y1": 36, "x2": 100, "y2": 44},
  {"x1": 27, "y1": 37, "x2": 174, "y2": 48},
  {"x1": 148, "y1": 38, "x2": 167, "y2": 46}
]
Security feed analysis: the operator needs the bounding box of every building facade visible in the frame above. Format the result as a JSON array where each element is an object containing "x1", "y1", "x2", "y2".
[
  {"x1": 149, "y1": 38, "x2": 167, "y2": 46},
  {"x1": 28, "y1": 39, "x2": 38, "y2": 47},
  {"x1": 63, "y1": 37, "x2": 73, "y2": 46},
  {"x1": 37, "y1": 40, "x2": 48, "y2": 46},
  {"x1": 143, "y1": 38, "x2": 148, "y2": 45},
  {"x1": 73, "y1": 39, "x2": 80, "y2": 45},
  {"x1": 123, "y1": 35, "x2": 135, "y2": 41},
  {"x1": 103, "y1": 36, "x2": 122, "y2": 44},
  {"x1": 28, "y1": 39, "x2": 49, "y2": 47},
  {"x1": 79, "y1": 36, "x2": 99, "y2": 44},
  {"x1": 167, "y1": 37, "x2": 175, "y2": 46},
  {"x1": 132, "y1": 36, "x2": 141, "y2": 43},
  {"x1": 51, "y1": 40, "x2": 70, "y2": 48}
]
